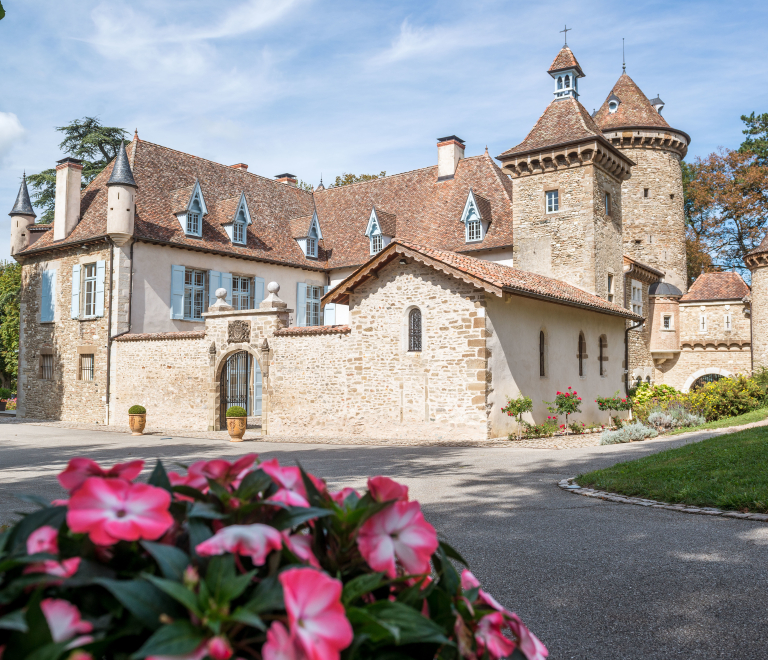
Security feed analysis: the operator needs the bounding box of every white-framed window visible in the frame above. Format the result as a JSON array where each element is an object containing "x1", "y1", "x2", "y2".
[
  {"x1": 663, "y1": 315, "x2": 672, "y2": 330},
  {"x1": 604, "y1": 191, "x2": 612, "y2": 216},
  {"x1": 233, "y1": 220, "x2": 245, "y2": 244},
  {"x1": 371, "y1": 234, "x2": 383, "y2": 254},
  {"x1": 607, "y1": 274, "x2": 614, "y2": 303},
  {"x1": 181, "y1": 186, "x2": 205, "y2": 237},
  {"x1": 232, "y1": 276, "x2": 252, "y2": 311},
  {"x1": 467, "y1": 219, "x2": 483, "y2": 242},
  {"x1": 546, "y1": 190, "x2": 559, "y2": 213},
  {"x1": 631, "y1": 280, "x2": 643, "y2": 316},
  {"x1": 79, "y1": 354, "x2": 94, "y2": 382},
  {"x1": 306, "y1": 237, "x2": 317, "y2": 258},
  {"x1": 699, "y1": 314, "x2": 707, "y2": 332},
  {"x1": 307, "y1": 285, "x2": 321, "y2": 326},
  {"x1": 83, "y1": 263, "x2": 97, "y2": 317},
  {"x1": 724, "y1": 313, "x2": 732, "y2": 331},
  {"x1": 184, "y1": 269, "x2": 207, "y2": 320}
]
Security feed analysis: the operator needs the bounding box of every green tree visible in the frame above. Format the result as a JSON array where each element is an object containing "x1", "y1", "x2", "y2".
[
  {"x1": 0, "y1": 2, "x2": 6, "y2": 20},
  {"x1": 739, "y1": 112, "x2": 768, "y2": 165},
  {"x1": 0, "y1": 262, "x2": 21, "y2": 388},
  {"x1": 26, "y1": 117, "x2": 129, "y2": 222},
  {"x1": 330, "y1": 172, "x2": 386, "y2": 187}
]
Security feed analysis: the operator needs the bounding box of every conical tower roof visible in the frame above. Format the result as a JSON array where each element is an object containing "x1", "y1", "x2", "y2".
[
  {"x1": 107, "y1": 141, "x2": 138, "y2": 187},
  {"x1": 593, "y1": 73, "x2": 670, "y2": 130},
  {"x1": 548, "y1": 46, "x2": 584, "y2": 78},
  {"x1": 9, "y1": 174, "x2": 36, "y2": 217}
]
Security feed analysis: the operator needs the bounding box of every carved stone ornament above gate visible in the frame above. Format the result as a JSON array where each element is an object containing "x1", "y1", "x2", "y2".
[{"x1": 228, "y1": 320, "x2": 251, "y2": 344}]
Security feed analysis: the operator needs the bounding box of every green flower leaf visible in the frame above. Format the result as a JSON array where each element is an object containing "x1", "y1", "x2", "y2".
[
  {"x1": 131, "y1": 620, "x2": 204, "y2": 659},
  {"x1": 140, "y1": 541, "x2": 190, "y2": 582}
]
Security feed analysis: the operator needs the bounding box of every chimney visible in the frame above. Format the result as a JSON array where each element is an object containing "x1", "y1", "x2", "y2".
[
  {"x1": 275, "y1": 173, "x2": 297, "y2": 187},
  {"x1": 231, "y1": 163, "x2": 248, "y2": 171},
  {"x1": 437, "y1": 136, "x2": 465, "y2": 180},
  {"x1": 53, "y1": 157, "x2": 83, "y2": 241}
]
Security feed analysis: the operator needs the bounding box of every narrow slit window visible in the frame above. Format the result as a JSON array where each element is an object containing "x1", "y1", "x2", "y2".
[
  {"x1": 607, "y1": 274, "x2": 614, "y2": 303},
  {"x1": 578, "y1": 333, "x2": 586, "y2": 377},
  {"x1": 79, "y1": 354, "x2": 94, "y2": 381},
  {"x1": 599, "y1": 336, "x2": 607, "y2": 377},
  {"x1": 539, "y1": 331, "x2": 546, "y2": 377},
  {"x1": 409, "y1": 308, "x2": 422, "y2": 352},
  {"x1": 40, "y1": 354, "x2": 53, "y2": 380},
  {"x1": 724, "y1": 314, "x2": 732, "y2": 331},
  {"x1": 644, "y1": 188, "x2": 649, "y2": 198},
  {"x1": 605, "y1": 191, "x2": 612, "y2": 216}
]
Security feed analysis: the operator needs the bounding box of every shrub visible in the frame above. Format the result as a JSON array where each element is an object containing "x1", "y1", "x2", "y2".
[
  {"x1": 501, "y1": 393, "x2": 533, "y2": 440},
  {"x1": 568, "y1": 421, "x2": 586, "y2": 435},
  {"x1": 128, "y1": 404, "x2": 146, "y2": 415},
  {"x1": 646, "y1": 405, "x2": 706, "y2": 430},
  {"x1": 600, "y1": 422, "x2": 658, "y2": 445},
  {"x1": 596, "y1": 391, "x2": 631, "y2": 426},
  {"x1": 546, "y1": 386, "x2": 582, "y2": 432},
  {"x1": 631, "y1": 383, "x2": 681, "y2": 406},
  {"x1": 519, "y1": 418, "x2": 559, "y2": 439},
  {"x1": 0, "y1": 387, "x2": 12, "y2": 400},
  {"x1": 687, "y1": 375, "x2": 763, "y2": 421},
  {"x1": 0, "y1": 455, "x2": 547, "y2": 660},
  {"x1": 226, "y1": 405, "x2": 248, "y2": 417}
]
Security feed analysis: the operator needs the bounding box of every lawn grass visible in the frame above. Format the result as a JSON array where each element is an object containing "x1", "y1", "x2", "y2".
[
  {"x1": 665, "y1": 407, "x2": 768, "y2": 435},
  {"x1": 578, "y1": 426, "x2": 768, "y2": 512}
]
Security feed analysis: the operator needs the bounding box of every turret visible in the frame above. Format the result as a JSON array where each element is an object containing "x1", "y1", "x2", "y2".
[
  {"x1": 547, "y1": 45, "x2": 585, "y2": 100},
  {"x1": 9, "y1": 173, "x2": 36, "y2": 258},
  {"x1": 106, "y1": 141, "x2": 138, "y2": 246}
]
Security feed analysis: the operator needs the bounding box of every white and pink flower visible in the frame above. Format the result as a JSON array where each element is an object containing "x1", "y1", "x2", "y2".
[
  {"x1": 261, "y1": 459, "x2": 326, "y2": 501},
  {"x1": 329, "y1": 487, "x2": 359, "y2": 507},
  {"x1": 282, "y1": 532, "x2": 320, "y2": 568},
  {"x1": 280, "y1": 568, "x2": 352, "y2": 660},
  {"x1": 508, "y1": 613, "x2": 548, "y2": 660},
  {"x1": 206, "y1": 636, "x2": 233, "y2": 660},
  {"x1": 476, "y1": 612, "x2": 515, "y2": 660},
  {"x1": 367, "y1": 476, "x2": 408, "y2": 503},
  {"x1": 357, "y1": 500, "x2": 438, "y2": 578},
  {"x1": 24, "y1": 525, "x2": 80, "y2": 579},
  {"x1": 40, "y1": 598, "x2": 93, "y2": 648},
  {"x1": 58, "y1": 458, "x2": 144, "y2": 494},
  {"x1": 67, "y1": 477, "x2": 173, "y2": 546},
  {"x1": 170, "y1": 454, "x2": 257, "y2": 493},
  {"x1": 267, "y1": 489, "x2": 310, "y2": 509},
  {"x1": 263, "y1": 621, "x2": 302, "y2": 660},
  {"x1": 195, "y1": 524, "x2": 283, "y2": 566}
]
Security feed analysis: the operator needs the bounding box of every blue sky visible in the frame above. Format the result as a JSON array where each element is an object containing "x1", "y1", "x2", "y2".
[{"x1": 0, "y1": 0, "x2": 765, "y2": 260}]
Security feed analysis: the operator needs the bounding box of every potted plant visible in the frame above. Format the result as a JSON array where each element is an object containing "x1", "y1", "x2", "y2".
[
  {"x1": 0, "y1": 388, "x2": 12, "y2": 412},
  {"x1": 128, "y1": 405, "x2": 147, "y2": 435},
  {"x1": 226, "y1": 405, "x2": 247, "y2": 442}
]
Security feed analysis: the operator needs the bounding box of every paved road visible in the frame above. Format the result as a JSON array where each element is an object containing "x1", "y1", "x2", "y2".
[{"x1": 2, "y1": 422, "x2": 767, "y2": 659}]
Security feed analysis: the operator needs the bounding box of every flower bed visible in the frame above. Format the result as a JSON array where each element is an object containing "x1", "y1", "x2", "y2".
[{"x1": 0, "y1": 455, "x2": 547, "y2": 660}]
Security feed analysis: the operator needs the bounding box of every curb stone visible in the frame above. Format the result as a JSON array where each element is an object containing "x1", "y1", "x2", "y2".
[{"x1": 558, "y1": 478, "x2": 768, "y2": 522}]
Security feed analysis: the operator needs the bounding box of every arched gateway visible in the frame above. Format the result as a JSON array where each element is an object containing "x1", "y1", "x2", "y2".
[{"x1": 219, "y1": 350, "x2": 262, "y2": 428}]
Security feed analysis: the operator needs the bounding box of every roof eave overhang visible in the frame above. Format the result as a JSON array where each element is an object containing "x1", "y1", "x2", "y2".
[
  {"x1": 599, "y1": 124, "x2": 691, "y2": 146},
  {"x1": 17, "y1": 234, "x2": 110, "y2": 258},
  {"x1": 500, "y1": 284, "x2": 642, "y2": 321}
]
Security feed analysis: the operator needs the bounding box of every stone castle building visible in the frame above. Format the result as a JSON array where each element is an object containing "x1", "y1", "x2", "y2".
[{"x1": 8, "y1": 43, "x2": 764, "y2": 440}]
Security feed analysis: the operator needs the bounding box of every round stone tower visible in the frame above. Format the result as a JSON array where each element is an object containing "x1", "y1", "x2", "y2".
[
  {"x1": 745, "y1": 236, "x2": 768, "y2": 370},
  {"x1": 106, "y1": 140, "x2": 138, "y2": 246},
  {"x1": 593, "y1": 73, "x2": 690, "y2": 292},
  {"x1": 9, "y1": 173, "x2": 36, "y2": 258}
]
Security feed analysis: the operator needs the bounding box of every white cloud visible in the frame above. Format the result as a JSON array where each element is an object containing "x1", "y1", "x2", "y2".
[
  {"x1": 0, "y1": 113, "x2": 25, "y2": 165},
  {"x1": 370, "y1": 19, "x2": 474, "y2": 66}
]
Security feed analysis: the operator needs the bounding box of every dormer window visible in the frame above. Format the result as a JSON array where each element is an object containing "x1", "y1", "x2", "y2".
[
  {"x1": 233, "y1": 219, "x2": 245, "y2": 243},
  {"x1": 607, "y1": 93, "x2": 620, "y2": 114},
  {"x1": 371, "y1": 234, "x2": 383, "y2": 254},
  {"x1": 365, "y1": 208, "x2": 395, "y2": 255},
  {"x1": 225, "y1": 193, "x2": 252, "y2": 245},
  {"x1": 174, "y1": 180, "x2": 207, "y2": 238},
  {"x1": 460, "y1": 190, "x2": 490, "y2": 243}
]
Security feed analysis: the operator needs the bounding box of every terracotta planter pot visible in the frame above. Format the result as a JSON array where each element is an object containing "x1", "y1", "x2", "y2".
[
  {"x1": 227, "y1": 416, "x2": 247, "y2": 442},
  {"x1": 129, "y1": 414, "x2": 146, "y2": 436}
]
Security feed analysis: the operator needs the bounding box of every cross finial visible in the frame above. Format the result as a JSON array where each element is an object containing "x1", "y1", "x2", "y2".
[
  {"x1": 622, "y1": 38, "x2": 626, "y2": 73},
  {"x1": 560, "y1": 25, "x2": 571, "y2": 46}
]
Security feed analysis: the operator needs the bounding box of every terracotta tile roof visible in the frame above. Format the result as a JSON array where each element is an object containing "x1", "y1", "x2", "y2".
[
  {"x1": 680, "y1": 272, "x2": 751, "y2": 302},
  {"x1": 289, "y1": 215, "x2": 314, "y2": 239},
  {"x1": 274, "y1": 325, "x2": 351, "y2": 336},
  {"x1": 593, "y1": 73, "x2": 670, "y2": 130},
  {"x1": 326, "y1": 240, "x2": 642, "y2": 320},
  {"x1": 314, "y1": 152, "x2": 514, "y2": 268},
  {"x1": 548, "y1": 46, "x2": 584, "y2": 77},
  {"x1": 114, "y1": 331, "x2": 206, "y2": 342},
  {"x1": 497, "y1": 98, "x2": 604, "y2": 158},
  {"x1": 374, "y1": 209, "x2": 397, "y2": 236},
  {"x1": 20, "y1": 137, "x2": 513, "y2": 272}
]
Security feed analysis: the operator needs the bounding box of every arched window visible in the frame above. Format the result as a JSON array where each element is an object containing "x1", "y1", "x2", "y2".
[
  {"x1": 539, "y1": 330, "x2": 546, "y2": 377},
  {"x1": 564, "y1": 75, "x2": 570, "y2": 88},
  {"x1": 408, "y1": 308, "x2": 422, "y2": 352},
  {"x1": 578, "y1": 332, "x2": 586, "y2": 377},
  {"x1": 557, "y1": 76, "x2": 563, "y2": 90},
  {"x1": 599, "y1": 335, "x2": 607, "y2": 376},
  {"x1": 691, "y1": 373, "x2": 724, "y2": 390}
]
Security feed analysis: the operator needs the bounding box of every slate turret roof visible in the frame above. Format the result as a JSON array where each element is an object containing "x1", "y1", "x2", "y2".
[
  {"x1": 107, "y1": 141, "x2": 138, "y2": 187},
  {"x1": 9, "y1": 174, "x2": 36, "y2": 217}
]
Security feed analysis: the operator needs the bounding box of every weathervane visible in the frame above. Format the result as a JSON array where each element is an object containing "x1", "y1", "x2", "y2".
[
  {"x1": 560, "y1": 25, "x2": 571, "y2": 46},
  {"x1": 622, "y1": 38, "x2": 626, "y2": 73}
]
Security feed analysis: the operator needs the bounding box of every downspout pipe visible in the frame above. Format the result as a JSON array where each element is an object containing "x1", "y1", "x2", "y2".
[
  {"x1": 105, "y1": 239, "x2": 134, "y2": 425},
  {"x1": 624, "y1": 318, "x2": 645, "y2": 396}
]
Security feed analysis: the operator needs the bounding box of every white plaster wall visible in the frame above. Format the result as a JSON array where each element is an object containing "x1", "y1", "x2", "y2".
[
  {"x1": 474, "y1": 249, "x2": 515, "y2": 268},
  {"x1": 328, "y1": 267, "x2": 358, "y2": 325},
  {"x1": 486, "y1": 294, "x2": 627, "y2": 438},
  {"x1": 132, "y1": 242, "x2": 325, "y2": 333}
]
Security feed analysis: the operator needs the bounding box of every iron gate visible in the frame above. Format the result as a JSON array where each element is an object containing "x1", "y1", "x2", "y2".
[
  {"x1": 220, "y1": 351, "x2": 262, "y2": 428},
  {"x1": 691, "y1": 373, "x2": 725, "y2": 390}
]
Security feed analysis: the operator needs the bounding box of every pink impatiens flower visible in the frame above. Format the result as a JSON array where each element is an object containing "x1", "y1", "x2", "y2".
[
  {"x1": 170, "y1": 454, "x2": 257, "y2": 493},
  {"x1": 280, "y1": 568, "x2": 353, "y2": 660},
  {"x1": 367, "y1": 476, "x2": 409, "y2": 503},
  {"x1": 267, "y1": 489, "x2": 310, "y2": 509},
  {"x1": 357, "y1": 500, "x2": 438, "y2": 578},
  {"x1": 261, "y1": 459, "x2": 326, "y2": 500},
  {"x1": 58, "y1": 458, "x2": 144, "y2": 494},
  {"x1": 67, "y1": 477, "x2": 173, "y2": 546},
  {"x1": 329, "y1": 487, "x2": 359, "y2": 506},
  {"x1": 476, "y1": 612, "x2": 515, "y2": 660},
  {"x1": 263, "y1": 621, "x2": 301, "y2": 660},
  {"x1": 206, "y1": 636, "x2": 233, "y2": 660},
  {"x1": 195, "y1": 524, "x2": 283, "y2": 566},
  {"x1": 40, "y1": 598, "x2": 93, "y2": 647},
  {"x1": 25, "y1": 525, "x2": 81, "y2": 579},
  {"x1": 282, "y1": 532, "x2": 320, "y2": 568},
  {"x1": 508, "y1": 613, "x2": 548, "y2": 660}
]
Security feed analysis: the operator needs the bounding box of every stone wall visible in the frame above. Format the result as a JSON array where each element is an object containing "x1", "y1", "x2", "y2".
[
  {"x1": 593, "y1": 168, "x2": 625, "y2": 302},
  {"x1": 648, "y1": 296, "x2": 681, "y2": 352},
  {"x1": 752, "y1": 266, "x2": 768, "y2": 369},
  {"x1": 678, "y1": 301, "x2": 751, "y2": 344},
  {"x1": 618, "y1": 146, "x2": 687, "y2": 292},
  {"x1": 18, "y1": 245, "x2": 111, "y2": 423},
  {"x1": 267, "y1": 260, "x2": 488, "y2": 440},
  {"x1": 656, "y1": 346, "x2": 752, "y2": 391},
  {"x1": 626, "y1": 279, "x2": 654, "y2": 384}
]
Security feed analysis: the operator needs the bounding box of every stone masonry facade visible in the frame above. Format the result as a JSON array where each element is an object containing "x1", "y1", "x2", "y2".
[{"x1": 750, "y1": 265, "x2": 768, "y2": 370}]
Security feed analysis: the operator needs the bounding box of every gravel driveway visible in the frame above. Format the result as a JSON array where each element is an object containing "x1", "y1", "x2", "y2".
[{"x1": 1, "y1": 421, "x2": 766, "y2": 659}]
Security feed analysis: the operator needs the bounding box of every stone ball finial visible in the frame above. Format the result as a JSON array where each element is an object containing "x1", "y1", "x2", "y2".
[
  {"x1": 216, "y1": 287, "x2": 227, "y2": 300},
  {"x1": 267, "y1": 282, "x2": 280, "y2": 294}
]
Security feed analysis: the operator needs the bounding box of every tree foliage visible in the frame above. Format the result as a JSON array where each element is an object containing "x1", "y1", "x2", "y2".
[
  {"x1": 0, "y1": 2, "x2": 5, "y2": 20},
  {"x1": 330, "y1": 172, "x2": 386, "y2": 187},
  {"x1": 739, "y1": 112, "x2": 768, "y2": 165},
  {"x1": 0, "y1": 262, "x2": 21, "y2": 387},
  {"x1": 26, "y1": 117, "x2": 129, "y2": 223}
]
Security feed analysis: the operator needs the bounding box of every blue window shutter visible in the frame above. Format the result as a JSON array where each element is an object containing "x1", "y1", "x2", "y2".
[
  {"x1": 221, "y1": 272, "x2": 233, "y2": 306},
  {"x1": 71, "y1": 264, "x2": 81, "y2": 319},
  {"x1": 323, "y1": 285, "x2": 335, "y2": 325},
  {"x1": 41, "y1": 270, "x2": 55, "y2": 322},
  {"x1": 296, "y1": 283, "x2": 307, "y2": 326},
  {"x1": 254, "y1": 277, "x2": 265, "y2": 305},
  {"x1": 95, "y1": 260, "x2": 106, "y2": 317},
  {"x1": 170, "y1": 265, "x2": 185, "y2": 319},
  {"x1": 208, "y1": 271, "x2": 222, "y2": 307}
]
